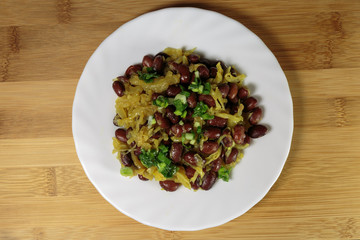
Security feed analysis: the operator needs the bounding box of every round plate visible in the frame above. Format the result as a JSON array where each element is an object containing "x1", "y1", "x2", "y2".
[{"x1": 72, "y1": 7, "x2": 293, "y2": 231}]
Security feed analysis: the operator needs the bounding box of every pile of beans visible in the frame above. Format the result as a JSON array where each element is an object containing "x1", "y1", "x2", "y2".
[{"x1": 113, "y1": 50, "x2": 267, "y2": 191}]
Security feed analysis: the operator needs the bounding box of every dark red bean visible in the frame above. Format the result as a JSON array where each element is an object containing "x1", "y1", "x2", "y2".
[
  {"x1": 209, "y1": 67, "x2": 217, "y2": 78},
  {"x1": 211, "y1": 157, "x2": 222, "y2": 172},
  {"x1": 197, "y1": 65, "x2": 210, "y2": 80},
  {"x1": 248, "y1": 125, "x2": 268, "y2": 138},
  {"x1": 238, "y1": 87, "x2": 249, "y2": 100},
  {"x1": 183, "y1": 123, "x2": 193, "y2": 133},
  {"x1": 226, "y1": 148, "x2": 239, "y2": 164},
  {"x1": 121, "y1": 152, "x2": 133, "y2": 167},
  {"x1": 187, "y1": 92, "x2": 197, "y2": 108},
  {"x1": 117, "y1": 76, "x2": 129, "y2": 83},
  {"x1": 200, "y1": 58, "x2": 216, "y2": 67},
  {"x1": 188, "y1": 54, "x2": 200, "y2": 63},
  {"x1": 153, "y1": 55, "x2": 164, "y2": 73},
  {"x1": 151, "y1": 93, "x2": 161, "y2": 101},
  {"x1": 230, "y1": 67, "x2": 237, "y2": 76},
  {"x1": 142, "y1": 55, "x2": 154, "y2": 68},
  {"x1": 166, "y1": 85, "x2": 181, "y2": 97},
  {"x1": 184, "y1": 151, "x2": 197, "y2": 165},
  {"x1": 249, "y1": 107, "x2": 262, "y2": 125},
  {"x1": 113, "y1": 114, "x2": 120, "y2": 126},
  {"x1": 178, "y1": 64, "x2": 190, "y2": 84},
  {"x1": 170, "y1": 124, "x2": 183, "y2": 137},
  {"x1": 130, "y1": 141, "x2": 136, "y2": 147},
  {"x1": 244, "y1": 135, "x2": 251, "y2": 144},
  {"x1": 201, "y1": 141, "x2": 219, "y2": 155},
  {"x1": 243, "y1": 97, "x2": 257, "y2": 112},
  {"x1": 203, "y1": 127, "x2": 221, "y2": 140},
  {"x1": 229, "y1": 95, "x2": 239, "y2": 104},
  {"x1": 191, "y1": 176, "x2": 201, "y2": 190},
  {"x1": 155, "y1": 52, "x2": 169, "y2": 58},
  {"x1": 154, "y1": 112, "x2": 170, "y2": 129},
  {"x1": 198, "y1": 94, "x2": 216, "y2": 107},
  {"x1": 115, "y1": 129, "x2": 127, "y2": 143},
  {"x1": 228, "y1": 83, "x2": 239, "y2": 100},
  {"x1": 159, "y1": 180, "x2": 180, "y2": 192},
  {"x1": 185, "y1": 166, "x2": 196, "y2": 179},
  {"x1": 112, "y1": 81, "x2": 125, "y2": 97},
  {"x1": 170, "y1": 142, "x2": 183, "y2": 163},
  {"x1": 218, "y1": 84, "x2": 230, "y2": 98},
  {"x1": 229, "y1": 102, "x2": 239, "y2": 115},
  {"x1": 151, "y1": 131, "x2": 162, "y2": 139},
  {"x1": 233, "y1": 124, "x2": 245, "y2": 145},
  {"x1": 207, "y1": 116, "x2": 227, "y2": 128},
  {"x1": 165, "y1": 106, "x2": 180, "y2": 124},
  {"x1": 201, "y1": 171, "x2": 217, "y2": 190},
  {"x1": 125, "y1": 64, "x2": 142, "y2": 77},
  {"x1": 134, "y1": 147, "x2": 141, "y2": 156},
  {"x1": 184, "y1": 109, "x2": 194, "y2": 122},
  {"x1": 222, "y1": 128, "x2": 233, "y2": 147},
  {"x1": 138, "y1": 174, "x2": 149, "y2": 181}
]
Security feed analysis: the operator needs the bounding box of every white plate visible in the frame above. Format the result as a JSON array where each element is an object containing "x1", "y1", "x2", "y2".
[{"x1": 72, "y1": 7, "x2": 293, "y2": 231}]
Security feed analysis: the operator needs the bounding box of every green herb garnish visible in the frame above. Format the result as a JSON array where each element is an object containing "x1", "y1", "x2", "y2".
[
  {"x1": 153, "y1": 96, "x2": 169, "y2": 108},
  {"x1": 193, "y1": 102, "x2": 214, "y2": 120},
  {"x1": 137, "y1": 67, "x2": 160, "y2": 83},
  {"x1": 218, "y1": 166, "x2": 232, "y2": 182},
  {"x1": 120, "y1": 167, "x2": 133, "y2": 177}
]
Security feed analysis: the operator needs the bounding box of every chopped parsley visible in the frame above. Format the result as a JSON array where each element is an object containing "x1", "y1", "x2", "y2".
[
  {"x1": 218, "y1": 167, "x2": 232, "y2": 182},
  {"x1": 137, "y1": 67, "x2": 160, "y2": 83}
]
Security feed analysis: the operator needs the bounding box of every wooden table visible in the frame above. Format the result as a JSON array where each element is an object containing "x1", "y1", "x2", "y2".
[{"x1": 1, "y1": 1, "x2": 359, "y2": 239}]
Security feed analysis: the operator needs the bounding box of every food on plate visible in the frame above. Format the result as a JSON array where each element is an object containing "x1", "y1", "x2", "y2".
[{"x1": 112, "y1": 47, "x2": 267, "y2": 191}]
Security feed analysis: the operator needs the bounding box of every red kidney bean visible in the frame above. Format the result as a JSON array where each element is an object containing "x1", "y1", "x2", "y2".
[
  {"x1": 197, "y1": 65, "x2": 210, "y2": 80},
  {"x1": 125, "y1": 64, "x2": 142, "y2": 77},
  {"x1": 244, "y1": 135, "x2": 251, "y2": 144},
  {"x1": 222, "y1": 128, "x2": 233, "y2": 147},
  {"x1": 162, "y1": 139, "x2": 171, "y2": 146},
  {"x1": 150, "y1": 131, "x2": 162, "y2": 139},
  {"x1": 248, "y1": 125, "x2": 268, "y2": 138},
  {"x1": 200, "y1": 58, "x2": 216, "y2": 67},
  {"x1": 249, "y1": 107, "x2": 262, "y2": 125},
  {"x1": 138, "y1": 174, "x2": 149, "y2": 181},
  {"x1": 168, "y1": 61, "x2": 179, "y2": 72},
  {"x1": 238, "y1": 87, "x2": 249, "y2": 100},
  {"x1": 226, "y1": 148, "x2": 239, "y2": 164},
  {"x1": 170, "y1": 142, "x2": 183, "y2": 163},
  {"x1": 184, "y1": 109, "x2": 194, "y2": 122},
  {"x1": 115, "y1": 129, "x2": 127, "y2": 143},
  {"x1": 229, "y1": 95, "x2": 239, "y2": 104},
  {"x1": 154, "y1": 112, "x2": 170, "y2": 129},
  {"x1": 184, "y1": 151, "x2": 197, "y2": 165},
  {"x1": 183, "y1": 123, "x2": 193, "y2": 132},
  {"x1": 121, "y1": 152, "x2": 133, "y2": 167},
  {"x1": 166, "y1": 85, "x2": 181, "y2": 97},
  {"x1": 155, "y1": 52, "x2": 169, "y2": 58},
  {"x1": 187, "y1": 54, "x2": 200, "y2": 63},
  {"x1": 201, "y1": 171, "x2": 217, "y2": 190},
  {"x1": 243, "y1": 97, "x2": 257, "y2": 111},
  {"x1": 117, "y1": 75, "x2": 129, "y2": 83},
  {"x1": 218, "y1": 84, "x2": 230, "y2": 98},
  {"x1": 209, "y1": 67, "x2": 217, "y2": 78},
  {"x1": 170, "y1": 124, "x2": 183, "y2": 137},
  {"x1": 178, "y1": 64, "x2": 190, "y2": 84},
  {"x1": 130, "y1": 141, "x2": 136, "y2": 147},
  {"x1": 185, "y1": 166, "x2": 196, "y2": 179},
  {"x1": 152, "y1": 55, "x2": 164, "y2": 73},
  {"x1": 191, "y1": 176, "x2": 201, "y2": 190},
  {"x1": 229, "y1": 102, "x2": 239, "y2": 115},
  {"x1": 134, "y1": 147, "x2": 142, "y2": 156},
  {"x1": 228, "y1": 83, "x2": 239, "y2": 100},
  {"x1": 142, "y1": 55, "x2": 154, "y2": 68},
  {"x1": 198, "y1": 94, "x2": 216, "y2": 108},
  {"x1": 230, "y1": 67, "x2": 237, "y2": 76},
  {"x1": 203, "y1": 127, "x2": 221, "y2": 139},
  {"x1": 113, "y1": 114, "x2": 120, "y2": 126},
  {"x1": 187, "y1": 92, "x2": 197, "y2": 108},
  {"x1": 233, "y1": 124, "x2": 245, "y2": 145},
  {"x1": 211, "y1": 157, "x2": 222, "y2": 172},
  {"x1": 159, "y1": 180, "x2": 180, "y2": 192},
  {"x1": 151, "y1": 92, "x2": 161, "y2": 101},
  {"x1": 201, "y1": 141, "x2": 219, "y2": 155},
  {"x1": 165, "y1": 105, "x2": 179, "y2": 124},
  {"x1": 112, "y1": 81, "x2": 125, "y2": 97},
  {"x1": 207, "y1": 116, "x2": 227, "y2": 128}
]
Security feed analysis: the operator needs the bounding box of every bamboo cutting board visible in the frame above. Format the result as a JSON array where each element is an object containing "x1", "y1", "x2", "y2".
[{"x1": 1, "y1": 0, "x2": 360, "y2": 239}]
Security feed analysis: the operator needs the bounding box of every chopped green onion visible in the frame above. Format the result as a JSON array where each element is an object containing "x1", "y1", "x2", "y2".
[
  {"x1": 120, "y1": 167, "x2": 133, "y2": 177},
  {"x1": 153, "y1": 96, "x2": 169, "y2": 108},
  {"x1": 201, "y1": 113, "x2": 214, "y2": 120},
  {"x1": 194, "y1": 122, "x2": 201, "y2": 128},
  {"x1": 190, "y1": 139, "x2": 196, "y2": 145},
  {"x1": 218, "y1": 167, "x2": 232, "y2": 182},
  {"x1": 179, "y1": 120, "x2": 184, "y2": 125},
  {"x1": 181, "y1": 111, "x2": 187, "y2": 118},
  {"x1": 174, "y1": 94, "x2": 187, "y2": 104},
  {"x1": 185, "y1": 133, "x2": 195, "y2": 140}
]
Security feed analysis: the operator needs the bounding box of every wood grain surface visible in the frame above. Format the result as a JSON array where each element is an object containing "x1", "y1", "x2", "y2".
[{"x1": 1, "y1": 0, "x2": 360, "y2": 239}]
